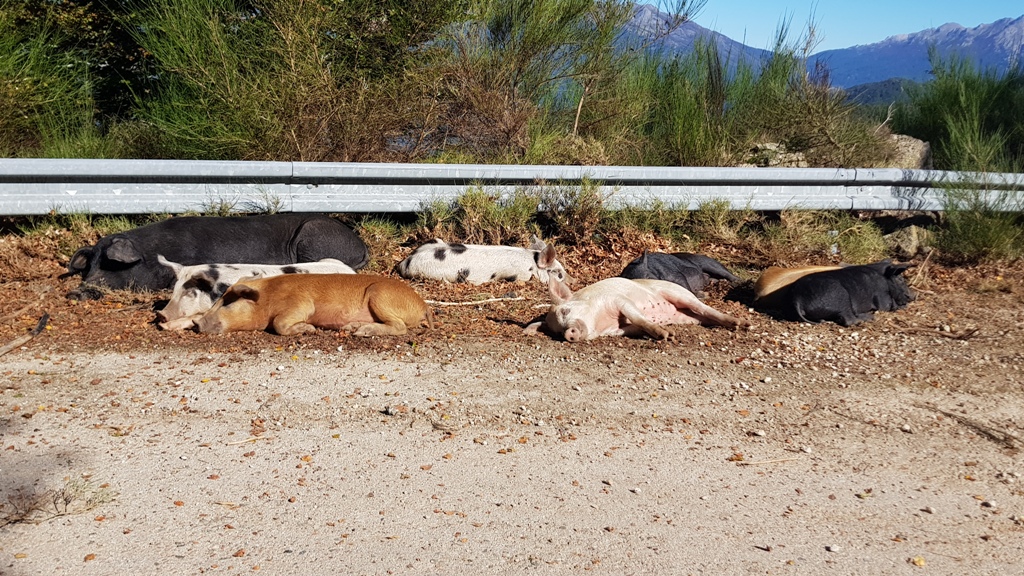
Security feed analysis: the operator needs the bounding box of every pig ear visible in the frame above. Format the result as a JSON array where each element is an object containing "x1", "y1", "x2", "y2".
[
  {"x1": 68, "y1": 247, "x2": 93, "y2": 272},
  {"x1": 105, "y1": 237, "x2": 142, "y2": 264},
  {"x1": 887, "y1": 263, "x2": 912, "y2": 277},
  {"x1": 224, "y1": 283, "x2": 260, "y2": 304},
  {"x1": 536, "y1": 244, "x2": 557, "y2": 269},
  {"x1": 548, "y1": 274, "x2": 573, "y2": 304},
  {"x1": 190, "y1": 271, "x2": 216, "y2": 293},
  {"x1": 157, "y1": 255, "x2": 183, "y2": 274},
  {"x1": 529, "y1": 235, "x2": 547, "y2": 251}
]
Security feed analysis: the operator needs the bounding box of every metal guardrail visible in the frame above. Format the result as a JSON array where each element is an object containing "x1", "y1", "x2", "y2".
[{"x1": 0, "y1": 159, "x2": 1021, "y2": 216}]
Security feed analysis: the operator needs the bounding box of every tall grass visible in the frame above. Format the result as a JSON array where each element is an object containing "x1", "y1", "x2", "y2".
[
  {"x1": 895, "y1": 51, "x2": 1024, "y2": 262},
  {"x1": 895, "y1": 50, "x2": 1024, "y2": 172},
  {"x1": 129, "y1": 0, "x2": 464, "y2": 161},
  {"x1": 936, "y1": 177, "x2": 1024, "y2": 263},
  {"x1": 416, "y1": 186, "x2": 540, "y2": 245},
  {"x1": 591, "y1": 24, "x2": 894, "y2": 167},
  {"x1": 0, "y1": 8, "x2": 104, "y2": 158}
]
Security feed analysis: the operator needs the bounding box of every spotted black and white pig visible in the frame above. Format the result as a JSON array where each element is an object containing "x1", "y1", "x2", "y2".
[
  {"x1": 396, "y1": 237, "x2": 571, "y2": 285},
  {"x1": 525, "y1": 276, "x2": 751, "y2": 341},
  {"x1": 64, "y1": 214, "x2": 369, "y2": 299},
  {"x1": 619, "y1": 252, "x2": 740, "y2": 296},
  {"x1": 783, "y1": 260, "x2": 915, "y2": 326},
  {"x1": 154, "y1": 256, "x2": 356, "y2": 330}
]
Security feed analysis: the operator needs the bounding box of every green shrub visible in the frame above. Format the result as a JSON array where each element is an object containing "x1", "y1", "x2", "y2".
[
  {"x1": 936, "y1": 179, "x2": 1023, "y2": 263},
  {"x1": 535, "y1": 178, "x2": 606, "y2": 245},
  {"x1": 689, "y1": 199, "x2": 758, "y2": 243},
  {"x1": 415, "y1": 186, "x2": 539, "y2": 245},
  {"x1": 0, "y1": 8, "x2": 102, "y2": 157},
  {"x1": 454, "y1": 186, "x2": 539, "y2": 245},
  {"x1": 357, "y1": 217, "x2": 411, "y2": 272},
  {"x1": 895, "y1": 50, "x2": 1024, "y2": 172}
]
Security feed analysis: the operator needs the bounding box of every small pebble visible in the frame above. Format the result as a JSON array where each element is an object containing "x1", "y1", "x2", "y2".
[
  {"x1": 801, "y1": 446, "x2": 813, "y2": 454},
  {"x1": 752, "y1": 429, "x2": 766, "y2": 437},
  {"x1": 922, "y1": 506, "x2": 935, "y2": 514},
  {"x1": 826, "y1": 545, "x2": 840, "y2": 552},
  {"x1": 900, "y1": 424, "x2": 913, "y2": 433},
  {"x1": 982, "y1": 500, "x2": 996, "y2": 508}
]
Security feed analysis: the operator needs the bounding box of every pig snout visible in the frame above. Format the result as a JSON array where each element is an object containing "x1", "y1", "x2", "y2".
[
  {"x1": 563, "y1": 319, "x2": 589, "y2": 342},
  {"x1": 193, "y1": 314, "x2": 224, "y2": 334}
]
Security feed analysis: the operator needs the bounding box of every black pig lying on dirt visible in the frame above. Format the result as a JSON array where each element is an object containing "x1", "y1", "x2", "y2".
[
  {"x1": 64, "y1": 214, "x2": 369, "y2": 299},
  {"x1": 619, "y1": 252, "x2": 740, "y2": 296},
  {"x1": 784, "y1": 260, "x2": 915, "y2": 326}
]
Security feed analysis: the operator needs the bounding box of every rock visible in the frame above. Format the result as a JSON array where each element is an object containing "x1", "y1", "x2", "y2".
[
  {"x1": 886, "y1": 134, "x2": 932, "y2": 169},
  {"x1": 738, "y1": 143, "x2": 810, "y2": 168},
  {"x1": 885, "y1": 225, "x2": 933, "y2": 259}
]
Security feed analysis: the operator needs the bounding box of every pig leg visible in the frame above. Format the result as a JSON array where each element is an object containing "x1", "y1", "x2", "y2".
[
  {"x1": 348, "y1": 321, "x2": 409, "y2": 337},
  {"x1": 271, "y1": 300, "x2": 318, "y2": 336},
  {"x1": 616, "y1": 300, "x2": 673, "y2": 340},
  {"x1": 159, "y1": 315, "x2": 200, "y2": 331},
  {"x1": 345, "y1": 284, "x2": 411, "y2": 337},
  {"x1": 654, "y1": 285, "x2": 750, "y2": 329}
]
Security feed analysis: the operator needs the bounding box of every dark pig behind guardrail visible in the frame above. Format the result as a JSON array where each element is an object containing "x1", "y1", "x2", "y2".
[{"x1": 64, "y1": 214, "x2": 368, "y2": 300}]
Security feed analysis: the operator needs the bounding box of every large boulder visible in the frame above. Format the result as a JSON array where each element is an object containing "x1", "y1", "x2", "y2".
[{"x1": 886, "y1": 134, "x2": 932, "y2": 169}]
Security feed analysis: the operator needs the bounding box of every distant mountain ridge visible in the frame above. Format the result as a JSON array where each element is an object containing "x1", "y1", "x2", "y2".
[
  {"x1": 627, "y1": 6, "x2": 1024, "y2": 88},
  {"x1": 814, "y1": 16, "x2": 1024, "y2": 87}
]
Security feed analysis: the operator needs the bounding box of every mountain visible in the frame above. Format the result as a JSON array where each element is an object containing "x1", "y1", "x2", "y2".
[
  {"x1": 627, "y1": 5, "x2": 771, "y2": 70},
  {"x1": 627, "y1": 5, "x2": 1024, "y2": 88},
  {"x1": 813, "y1": 16, "x2": 1024, "y2": 87}
]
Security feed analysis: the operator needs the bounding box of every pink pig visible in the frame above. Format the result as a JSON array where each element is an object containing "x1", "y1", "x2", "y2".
[{"x1": 525, "y1": 276, "x2": 751, "y2": 341}]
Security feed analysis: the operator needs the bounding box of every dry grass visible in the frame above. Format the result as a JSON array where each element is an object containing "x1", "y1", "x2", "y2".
[{"x1": 1, "y1": 477, "x2": 116, "y2": 527}]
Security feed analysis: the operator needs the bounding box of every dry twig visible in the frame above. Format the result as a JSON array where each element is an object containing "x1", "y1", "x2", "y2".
[
  {"x1": 224, "y1": 435, "x2": 274, "y2": 446},
  {"x1": 914, "y1": 402, "x2": 1022, "y2": 449},
  {"x1": 899, "y1": 326, "x2": 980, "y2": 340},
  {"x1": 0, "y1": 286, "x2": 52, "y2": 324},
  {"x1": 737, "y1": 457, "x2": 802, "y2": 466},
  {"x1": 0, "y1": 313, "x2": 49, "y2": 358},
  {"x1": 910, "y1": 249, "x2": 934, "y2": 288}
]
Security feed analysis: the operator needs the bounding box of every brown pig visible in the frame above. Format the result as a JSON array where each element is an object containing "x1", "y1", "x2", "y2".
[
  {"x1": 753, "y1": 265, "x2": 844, "y2": 309},
  {"x1": 194, "y1": 274, "x2": 433, "y2": 337},
  {"x1": 525, "y1": 276, "x2": 750, "y2": 342}
]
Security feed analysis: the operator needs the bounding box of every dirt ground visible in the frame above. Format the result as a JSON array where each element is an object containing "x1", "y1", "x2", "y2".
[{"x1": 1, "y1": 234, "x2": 1023, "y2": 575}]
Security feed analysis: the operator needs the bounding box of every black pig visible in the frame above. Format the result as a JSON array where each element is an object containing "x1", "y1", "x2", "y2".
[
  {"x1": 65, "y1": 214, "x2": 368, "y2": 299},
  {"x1": 620, "y1": 252, "x2": 739, "y2": 296},
  {"x1": 784, "y1": 260, "x2": 915, "y2": 326}
]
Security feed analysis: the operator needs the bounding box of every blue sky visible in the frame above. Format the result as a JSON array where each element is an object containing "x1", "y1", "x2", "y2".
[{"x1": 688, "y1": 1, "x2": 1024, "y2": 52}]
